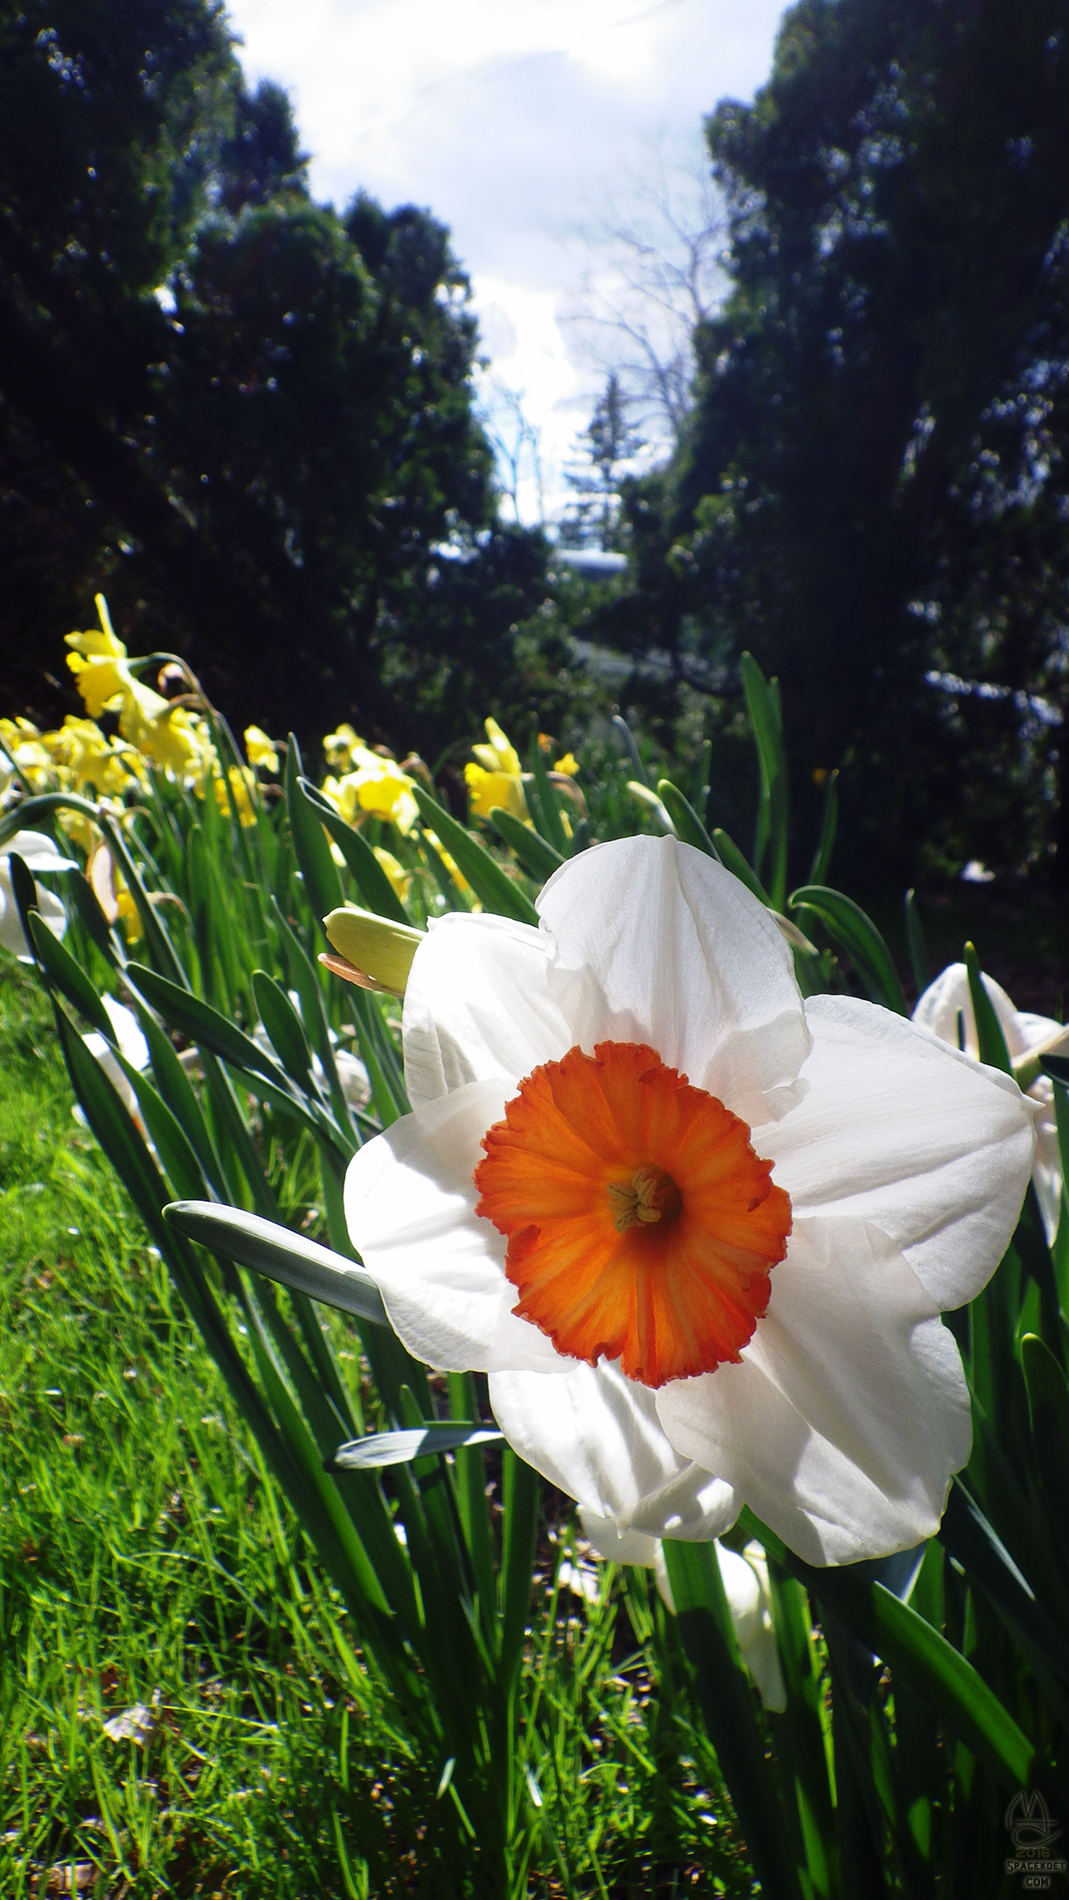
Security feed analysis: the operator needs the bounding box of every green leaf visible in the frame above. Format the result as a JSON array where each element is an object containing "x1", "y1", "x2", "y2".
[
  {"x1": 940, "y1": 1481, "x2": 1069, "y2": 1698},
  {"x1": 295, "y1": 777, "x2": 410, "y2": 924},
  {"x1": 162, "y1": 1200, "x2": 388, "y2": 1327},
  {"x1": 26, "y1": 909, "x2": 114, "y2": 1037},
  {"x1": 285, "y1": 735, "x2": 344, "y2": 925},
  {"x1": 63, "y1": 867, "x2": 122, "y2": 966},
  {"x1": 739, "y1": 1508, "x2": 1036, "y2": 1792},
  {"x1": 499, "y1": 1447, "x2": 540, "y2": 1698},
  {"x1": 108, "y1": 1047, "x2": 213, "y2": 1204},
  {"x1": 329, "y1": 1425, "x2": 504, "y2": 1470},
  {"x1": 270, "y1": 895, "x2": 364, "y2": 1140},
  {"x1": 51, "y1": 1000, "x2": 180, "y2": 1262},
  {"x1": 904, "y1": 888, "x2": 931, "y2": 995},
  {"x1": 807, "y1": 769, "x2": 839, "y2": 886},
  {"x1": 6, "y1": 849, "x2": 42, "y2": 951},
  {"x1": 95, "y1": 810, "x2": 186, "y2": 984},
  {"x1": 656, "y1": 780, "x2": 721, "y2": 860},
  {"x1": 611, "y1": 713, "x2": 647, "y2": 785},
  {"x1": 126, "y1": 962, "x2": 290, "y2": 1092},
  {"x1": 0, "y1": 790, "x2": 100, "y2": 849},
  {"x1": 691, "y1": 737, "x2": 713, "y2": 818},
  {"x1": 411, "y1": 785, "x2": 538, "y2": 926},
  {"x1": 663, "y1": 1540, "x2": 803, "y2": 1900},
  {"x1": 741, "y1": 651, "x2": 789, "y2": 910},
  {"x1": 789, "y1": 885, "x2": 908, "y2": 1014},
  {"x1": 253, "y1": 969, "x2": 315, "y2": 1089},
  {"x1": 1021, "y1": 1333, "x2": 1069, "y2": 1556},
  {"x1": 964, "y1": 942, "x2": 1013, "y2": 1073},
  {"x1": 711, "y1": 827, "x2": 770, "y2": 903},
  {"x1": 528, "y1": 738, "x2": 569, "y2": 857},
  {"x1": 489, "y1": 807, "x2": 563, "y2": 884}
]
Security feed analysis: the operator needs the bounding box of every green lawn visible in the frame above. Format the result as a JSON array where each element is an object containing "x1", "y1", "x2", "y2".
[{"x1": 0, "y1": 957, "x2": 752, "y2": 1898}]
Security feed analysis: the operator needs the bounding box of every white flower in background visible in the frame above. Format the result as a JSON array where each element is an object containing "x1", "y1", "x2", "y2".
[
  {"x1": 913, "y1": 963, "x2": 1063, "y2": 1243},
  {"x1": 252, "y1": 990, "x2": 371, "y2": 1110},
  {"x1": 343, "y1": 837, "x2": 1034, "y2": 1566},
  {"x1": 0, "y1": 830, "x2": 76, "y2": 959},
  {"x1": 654, "y1": 1539, "x2": 786, "y2": 1712},
  {"x1": 80, "y1": 997, "x2": 151, "y2": 1136}
]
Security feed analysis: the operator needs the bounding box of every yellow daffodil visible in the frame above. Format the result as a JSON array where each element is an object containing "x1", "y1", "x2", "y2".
[
  {"x1": 213, "y1": 765, "x2": 259, "y2": 827},
  {"x1": 57, "y1": 717, "x2": 148, "y2": 796},
  {"x1": 319, "y1": 751, "x2": 419, "y2": 835},
  {"x1": 472, "y1": 717, "x2": 522, "y2": 778},
  {"x1": 245, "y1": 726, "x2": 280, "y2": 772},
  {"x1": 322, "y1": 724, "x2": 363, "y2": 770},
  {"x1": 123, "y1": 693, "x2": 214, "y2": 784},
  {"x1": 65, "y1": 596, "x2": 139, "y2": 717},
  {"x1": 422, "y1": 828, "x2": 480, "y2": 909},
  {"x1": 554, "y1": 752, "x2": 579, "y2": 777},
  {"x1": 374, "y1": 845, "x2": 412, "y2": 905},
  {"x1": 0, "y1": 717, "x2": 53, "y2": 789},
  {"x1": 465, "y1": 717, "x2": 527, "y2": 824}
]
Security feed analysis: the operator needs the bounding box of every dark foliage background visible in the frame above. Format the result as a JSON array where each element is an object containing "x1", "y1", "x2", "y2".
[
  {"x1": 0, "y1": 0, "x2": 550, "y2": 756},
  {"x1": 601, "y1": 0, "x2": 1069, "y2": 885},
  {"x1": 5, "y1": 0, "x2": 1069, "y2": 878}
]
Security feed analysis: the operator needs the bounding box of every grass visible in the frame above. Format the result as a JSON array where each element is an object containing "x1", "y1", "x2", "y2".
[{"x1": 0, "y1": 956, "x2": 754, "y2": 1898}]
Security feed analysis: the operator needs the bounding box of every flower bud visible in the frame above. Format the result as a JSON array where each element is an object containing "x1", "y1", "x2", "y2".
[{"x1": 323, "y1": 906, "x2": 424, "y2": 997}]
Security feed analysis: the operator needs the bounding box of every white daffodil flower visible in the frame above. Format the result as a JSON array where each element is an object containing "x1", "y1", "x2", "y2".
[
  {"x1": 0, "y1": 830, "x2": 76, "y2": 959},
  {"x1": 913, "y1": 962, "x2": 1064, "y2": 1243},
  {"x1": 653, "y1": 1538, "x2": 787, "y2": 1712},
  {"x1": 77, "y1": 997, "x2": 152, "y2": 1140},
  {"x1": 82, "y1": 996, "x2": 150, "y2": 1100},
  {"x1": 343, "y1": 836, "x2": 1034, "y2": 1566}
]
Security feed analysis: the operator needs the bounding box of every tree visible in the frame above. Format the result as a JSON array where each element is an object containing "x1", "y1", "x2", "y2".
[
  {"x1": 559, "y1": 373, "x2": 644, "y2": 551},
  {"x1": 0, "y1": 0, "x2": 546, "y2": 747},
  {"x1": 610, "y1": 0, "x2": 1069, "y2": 882},
  {"x1": 563, "y1": 139, "x2": 725, "y2": 453},
  {"x1": 477, "y1": 380, "x2": 545, "y2": 527}
]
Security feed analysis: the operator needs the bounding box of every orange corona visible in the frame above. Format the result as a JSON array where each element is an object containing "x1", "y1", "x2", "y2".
[{"x1": 473, "y1": 1042, "x2": 792, "y2": 1389}]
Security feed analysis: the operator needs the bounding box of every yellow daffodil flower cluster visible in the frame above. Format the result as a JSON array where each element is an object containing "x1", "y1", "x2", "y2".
[
  {"x1": 319, "y1": 724, "x2": 419, "y2": 836},
  {"x1": 65, "y1": 598, "x2": 217, "y2": 789},
  {"x1": 0, "y1": 712, "x2": 148, "y2": 804},
  {"x1": 464, "y1": 718, "x2": 527, "y2": 823},
  {"x1": 463, "y1": 719, "x2": 580, "y2": 824}
]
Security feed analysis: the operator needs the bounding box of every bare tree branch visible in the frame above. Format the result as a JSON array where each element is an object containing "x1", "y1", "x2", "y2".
[{"x1": 562, "y1": 136, "x2": 727, "y2": 453}]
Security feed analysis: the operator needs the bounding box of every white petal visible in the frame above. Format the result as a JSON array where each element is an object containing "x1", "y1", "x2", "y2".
[
  {"x1": 656, "y1": 1218, "x2": 972, "y2": 1565},
  {"x1": 536, "y1": 835, "x2": 810, "y2": 1125},
  {"x1": 4, "y1": 830, "x2": 78, "y2": 873},
  {"x1": 912, "y1": 961, "x2": 1036, "y2": 1062},
  {"x1": 102, "y1": 996, "x2": 150, "y2": 1072},
  {"x1": 83, "y1": 1032, "x2": 141, "y2": 1119},
  {"x1": 489, "y1": 1357, "x2": 737, "y2": 1540},
  {"x1": 717, "y1": 1543, "x2": 764, "y2": 1646},
  {"x1": 0, "y1": 864, "x2": 68, "y2": 958},
  {"x1": 1030, "y1": 1078, "x2": 1062, "y2": 1244},
  {"x1": 740, "y1": 1617, "x2": 787, "y2": 1712},
  {"x1": 580, "y1": 1510, "x2": 660, "y2": 1567},
  {"x1": 762, "y1": 993, "x2": 1034, "y2": 1310},
  {"x1": 402, "y1": 912, "x2": 572, "y2": 1106},
  {"x1": 344, "y1": 1078, "x2": 563, "y2": 1373}
]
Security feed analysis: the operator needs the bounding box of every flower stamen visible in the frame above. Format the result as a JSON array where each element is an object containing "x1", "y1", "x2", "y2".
[
  {"x1": 474, "y1": 1041, "x2": 792, "y2": 1388},
  {"x1": 607, "y1": 1164, "x2": 683, "y2": 1232}
]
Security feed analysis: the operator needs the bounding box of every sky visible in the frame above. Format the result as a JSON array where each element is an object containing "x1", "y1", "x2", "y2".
[{"x1": 224, "y1": 0, "x2": 787, "y2": 523}]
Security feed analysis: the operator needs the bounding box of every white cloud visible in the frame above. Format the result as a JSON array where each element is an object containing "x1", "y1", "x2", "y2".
[{"x1": 226, "y1": 0, "x2": 787, "y2": 519}]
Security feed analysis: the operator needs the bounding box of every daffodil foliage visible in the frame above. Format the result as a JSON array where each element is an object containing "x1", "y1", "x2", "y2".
[{"x1": 2, "y1": 636, "x2": 1067, "y2": 1896}]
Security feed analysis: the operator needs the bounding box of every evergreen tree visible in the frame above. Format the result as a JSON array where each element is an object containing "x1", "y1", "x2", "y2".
[
  {"x1": 560, "y1": 373, "x2": 643, "y2": 551},
  {"x1": 0, "y1": 0, "x2": 545, "y2": 747}
]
